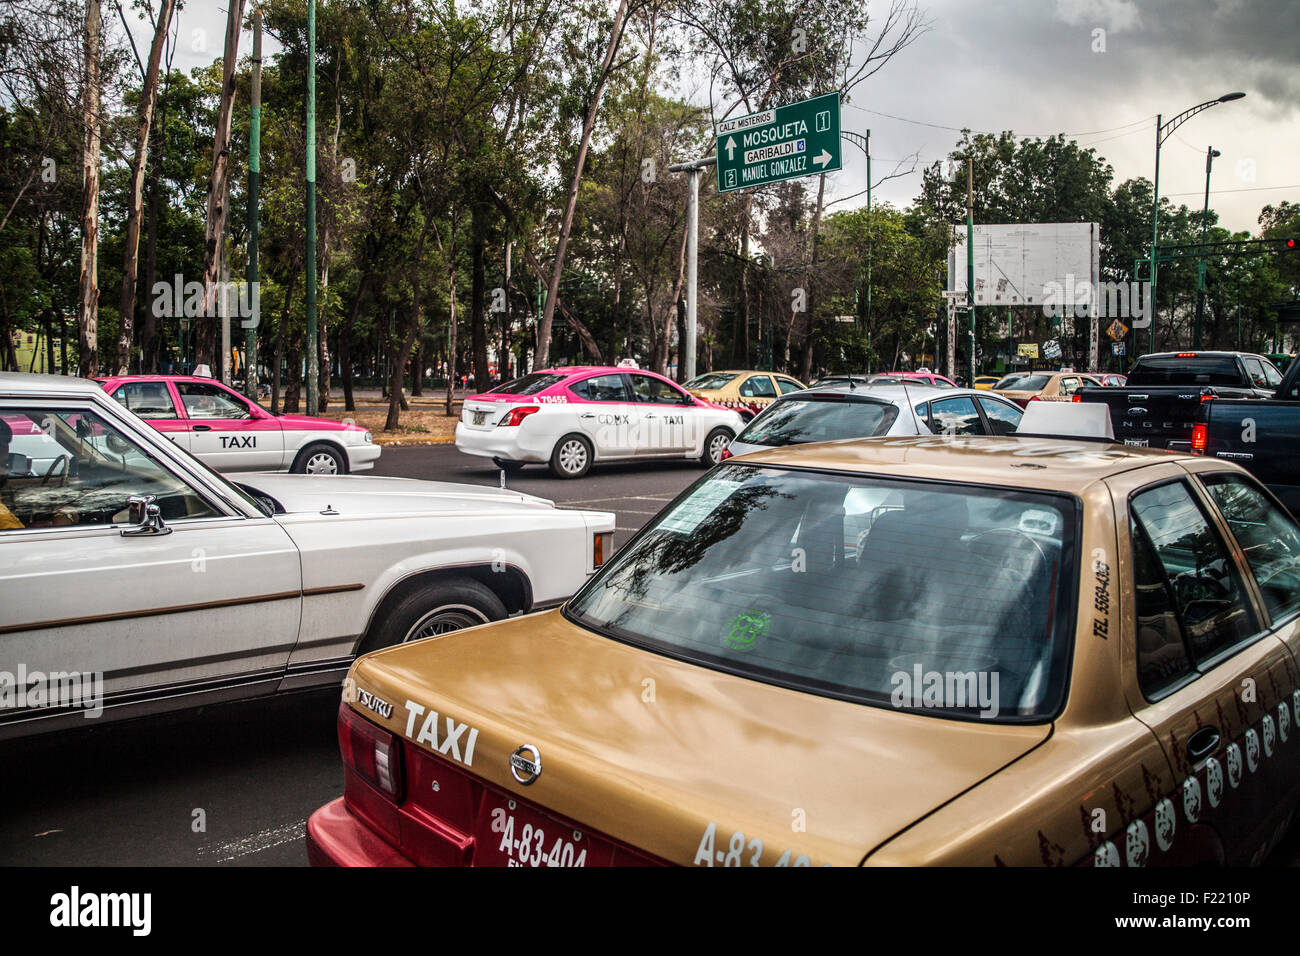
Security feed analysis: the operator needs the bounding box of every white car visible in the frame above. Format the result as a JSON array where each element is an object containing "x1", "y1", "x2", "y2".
[
  {"x1": 454, "y1": 367, "x2": 746, "y2": 478},
  {"x1": 725, "y1": 384, "x2": 1025, "y2": 457},
  {"x1": 0, "y1": 372, "x2": 615, "y2": 739}
]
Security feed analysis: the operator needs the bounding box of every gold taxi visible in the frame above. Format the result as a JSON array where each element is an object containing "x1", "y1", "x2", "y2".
[
  {"x1": 684, "y1": 370, "x2": 806, "y2": 420},
  {"x1": 306, "y1": 436, "x2": 1300, "y2": 867}
]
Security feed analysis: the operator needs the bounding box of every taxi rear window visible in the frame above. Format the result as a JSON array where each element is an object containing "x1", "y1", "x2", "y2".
[
  {"x1": 491, "y1": 373, "x2": 565, "y2": 395},
  {"x1": 567, "y1": 464, "x2": 1079, "y2": 722}
]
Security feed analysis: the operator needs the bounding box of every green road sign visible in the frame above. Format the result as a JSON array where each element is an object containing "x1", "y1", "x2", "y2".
[{"x1": 716, "y1": 92, "x2": 842, "y2": 193}]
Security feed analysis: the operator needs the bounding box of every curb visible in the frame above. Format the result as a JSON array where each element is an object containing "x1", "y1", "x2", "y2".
[{"x1": 373, "y1": 436, "x2": 457, "y2": 447}]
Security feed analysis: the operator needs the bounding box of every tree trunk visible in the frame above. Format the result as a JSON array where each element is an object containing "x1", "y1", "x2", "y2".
[
  {"x1": 141, "y1": 110, "x2": 164, "y2": 370},
  {"x1": 386, "y1": 222, "x2": 431, "y2": 430},
  {"x1": 115, "y1": 0, "x2": 176, "y2": 374},
  {"x1": 196, "y1": 0, "x2": 247, "y2": 368},
  {"x1": 77, "y1": 0, "x2": 102, "y2": 377},
  {"x1": 318, "y1": 52, "x2": 341, "y2": 412},
  {"x1": 534, "y1": 0, "x2": 630, "y2": 368},
  {"x1": 470, "y1": 201, "x2": 491, "y2": 390}
]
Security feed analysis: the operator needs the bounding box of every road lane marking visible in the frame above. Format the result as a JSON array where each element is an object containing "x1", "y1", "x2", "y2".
[{"x1": 197, "y1": 819, "x2": 306, "y2": 863}]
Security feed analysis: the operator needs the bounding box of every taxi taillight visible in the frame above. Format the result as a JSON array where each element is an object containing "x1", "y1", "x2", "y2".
[
  {"x1": 593, "y1": 531, "x2": 613, "y2": 568},
  {"x1": 498, "y1": 405, "x2": 540, "y2": 427},
  {"x1": 1191, "y1": 423, "x2": 1208, "y2": 454},
  {"x1": 1071, "y1": 394, "x2": 1081, "y2": 402},
  {"x1": 338, "y1": 702, "x2": 403, "y2": 800}
]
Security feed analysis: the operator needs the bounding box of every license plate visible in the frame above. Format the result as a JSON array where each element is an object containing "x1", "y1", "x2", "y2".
[
  {"x1": 1124, "y1": 438, "x2": 1148, "y2": 447},
  {"x1": 475, "y1": 791, "x2": 611, "y2": 867},
  {"x1": 472, "y1": 410, "x2": 488, "y2": 426}
]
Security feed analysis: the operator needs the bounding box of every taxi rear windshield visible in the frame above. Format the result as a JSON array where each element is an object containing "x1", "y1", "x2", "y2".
[
  {"x1": 1126, "y1": 356, "x2": 1242, "y2": 386},
  {"x1": 735, "y1": 396, "x2": 900, "y2": 446},
  {"x1": 566, "y1": 464, "x2": 1078, "y2": 722},
  {"x1": 490, "y1": 373, "x2": 566, "y2": 395}
]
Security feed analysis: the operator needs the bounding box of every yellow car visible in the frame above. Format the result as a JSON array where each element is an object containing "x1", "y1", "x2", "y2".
[
  {"x1": 684, "y1": 370, "x2": 806, "y2": 420},
  {"x1": 307, "y1": 437, "x2": 1300, "y2": 867},
  {"x1": 973, "y1": 376, "x2": 1001, "y2": 391}
]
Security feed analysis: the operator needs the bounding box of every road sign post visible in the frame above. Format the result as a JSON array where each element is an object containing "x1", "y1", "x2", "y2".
[{"x1": 716, "y1": 92, "x2": 841, "y2": 193}]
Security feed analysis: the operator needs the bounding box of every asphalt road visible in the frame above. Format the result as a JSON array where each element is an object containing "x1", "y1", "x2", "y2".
[
  {"x1": 0, "y1": 444, "x2": 704, "y2": 866},
  {"x1": 3, "y1": 443, "x2": 1297, "y2": 867}
]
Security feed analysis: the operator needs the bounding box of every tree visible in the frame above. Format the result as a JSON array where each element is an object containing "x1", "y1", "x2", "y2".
[
  {"x1": 76, "y1": 0, "x2": 102, "y2": 376},
  {"x1": 114, "y1": 0, "x2": 175, "y2": 373}
]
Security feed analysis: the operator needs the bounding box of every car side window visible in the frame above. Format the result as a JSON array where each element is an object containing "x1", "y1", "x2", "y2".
[
  {"x1": 571, "y1": 374, "x2": 630, "y2": 402},
  {"x1": 739, "y1": 376, "x2": 777, "y2": 399},
  {"x1": 1130, "y1": 481, "x2": 1258, "y2": 665},
  {"x1": 777, "y1": 378, "x2": 803, "y2": 395},
  {"x1": 1201, "y1": 474, "x2": 1300, "y2": 622},
  {"x1": 929, "y1": 396, "x2": 981, "y2": 435},
  {"x1": 977, "y1": 397, "x2": 1022, "y2": 436},
  {"x1": 112, "y1": 382, "x2": 180, "y2": 420},
  {"x1": 1262, "y1": 361, "x2": 1283, "y2": 388},
  {"x1": 627, "y1": 374, "x2": 689, "y2": 405},
  {"x1": 0, "y1": 406, "x2": 219, "y2": 532},
  {"x1": 175, "y1": 382, "x2": 252, "y2": 419},
  {"x1": 1131, "y1": 518, "x2": 1196, "y2": 698},
  {"x1": 1243, "y1": 358, "x2": 1268, "y2": 388}
]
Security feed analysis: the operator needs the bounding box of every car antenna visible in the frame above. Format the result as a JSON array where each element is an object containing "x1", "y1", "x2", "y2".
[{"x1": 900, "y1": 382, "x2": 926, "y2": 434}]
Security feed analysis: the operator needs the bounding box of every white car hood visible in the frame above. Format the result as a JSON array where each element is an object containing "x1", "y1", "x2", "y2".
[{"x1": 233, "y1": 473, "x2": 556, "y2": 516}]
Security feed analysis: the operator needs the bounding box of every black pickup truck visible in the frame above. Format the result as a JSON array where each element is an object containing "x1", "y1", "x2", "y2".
[
  {"x1": 1076, "y1": 351, "x2": 1286, "y2": 451},
  {"x1": 1194, "y1": 397, "x2": 1300, "y2": 517}
]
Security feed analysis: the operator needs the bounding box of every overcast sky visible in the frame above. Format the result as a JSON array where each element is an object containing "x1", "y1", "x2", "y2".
[{"x1": 130, "y1": 0, "x2": 1297, "y2": 233}]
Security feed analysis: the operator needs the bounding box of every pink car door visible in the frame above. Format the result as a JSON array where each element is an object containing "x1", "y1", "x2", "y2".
[
  {"x1": 108, "y1": 381, "x2": 193, "y2": 451},
  {"x1": 174, "y1": 380, "x2": 285, "y2": 472}
]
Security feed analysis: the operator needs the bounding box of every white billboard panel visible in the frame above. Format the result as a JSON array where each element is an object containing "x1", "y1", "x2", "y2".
[{"x1": 948, "y1": 223, "x2": 1100, "y2": 307}]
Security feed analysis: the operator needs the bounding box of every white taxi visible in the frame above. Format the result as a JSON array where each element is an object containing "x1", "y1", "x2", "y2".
[{"x1": 455, "y1": 366, "x2": 746, "y2": 478}]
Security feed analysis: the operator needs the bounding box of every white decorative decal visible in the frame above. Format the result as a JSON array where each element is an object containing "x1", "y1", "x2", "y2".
[
  {"x1": 1226, "y1": 742, "x2": 1243, "y2": 788},
  {"x1": 1206, "y1": 758, "x2": 1224, "y2": 808},
  {"x1": 1094, "y1": 841, "x2": 1120, "y2": 867},
  {"x1": 1153, "y1": 798, "x2": 1176, "y2": 853},
  {"x1": 1262, "y1": 715, "x2": 1275, "y2": 757},
  {"x1": 1125, "y1": 819, "x2": 1150, "y2": 867},
  {"x1": 1182, "y1": 776, "x2": 1202, "y2": 824},
  {"x1": 1279, "y1": 701, "x2": 1290, "y2": 743},
  {"x1": 1245, "y1": 730, "x2": 1260, "y2": 773}
]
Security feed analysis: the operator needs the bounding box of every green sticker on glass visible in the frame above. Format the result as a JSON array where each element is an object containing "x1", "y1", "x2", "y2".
[{"x1": 724, "y1": 610, "x2": 770, "y2": 652}]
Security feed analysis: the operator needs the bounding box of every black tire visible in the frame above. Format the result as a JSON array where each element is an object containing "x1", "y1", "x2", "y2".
[
  {"x1": 492, "y1": 456, "x2": 526, "y2": 473},
  {"x1": 699, "y1": 427, "x2": 733, "y2": 467},
  {"x1": 362, "y1": 577, "x2": 508, "y2": 652},
  {"x1": 292, "y1": 441, "x2": 348, "y2": 475},
  {"x1": 549, "y1": 433, "x2": 593, "y2": 479}
]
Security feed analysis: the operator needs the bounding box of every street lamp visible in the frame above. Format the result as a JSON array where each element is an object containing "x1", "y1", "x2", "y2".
[
  {"x1": 1194, "y1": 146, "x2": 1221, "y2": 348},
  {"x1": 841, "y1": 131, "x2": 872, "y2": 339},
  {"x1": 1147, "y1": 91, "x2": 1244, "y2": 354}
]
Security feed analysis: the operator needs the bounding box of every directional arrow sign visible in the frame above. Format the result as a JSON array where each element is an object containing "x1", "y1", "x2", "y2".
[{"x1": 715, "y1": 91, "x2": 842, "y2": 193}]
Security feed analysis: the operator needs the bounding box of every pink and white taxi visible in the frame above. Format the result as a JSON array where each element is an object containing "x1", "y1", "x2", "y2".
[
  {"x1": 456, "y1": 367, "x2": 746, "y2": 478},
  {"x1": 95, "y1": 375, "x2": 379, "y2": 475}
]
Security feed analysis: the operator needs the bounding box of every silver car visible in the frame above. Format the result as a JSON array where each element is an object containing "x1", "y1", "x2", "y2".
[{"x1": 724, "y1": 384, "x2": 1025, "y2": 457}]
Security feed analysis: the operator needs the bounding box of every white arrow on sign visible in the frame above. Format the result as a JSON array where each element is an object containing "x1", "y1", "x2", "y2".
[
  {"x1": 725, "y1": 137, "x2": 736, "y2": 161},
  {"x1": 813, "y1": 149, "x2": 831, "y2": 168}
]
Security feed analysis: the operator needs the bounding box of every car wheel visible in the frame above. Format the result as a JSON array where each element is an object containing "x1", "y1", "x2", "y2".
[
  {"x1": 700, "y1": 427, "x2": 733, "y2": 467},
  {"x1": 549, "y1": 433, "x2": 593, "y2": 479},
  {"x1": 362, "y1": 577, "x2": 508, "y2": 652},
  {"x1": 292, "y1": 442, "x2": 347, "y2": 475},
  {"x1": 492, "y1": 456, "x2": 526, "y2": 473}
]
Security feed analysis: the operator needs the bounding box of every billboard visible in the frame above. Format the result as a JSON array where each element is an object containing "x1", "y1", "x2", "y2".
[{"x1": 947, "y1": 223, "x2": 1100, "y2": 307}]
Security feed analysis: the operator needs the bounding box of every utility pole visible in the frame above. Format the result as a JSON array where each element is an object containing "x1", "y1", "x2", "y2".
[
  {"x1": 245, "y1": 9, "x2": 261, "y2": 400},
  {"x1": 865, "y1": 129, "x2": 872, "y2": 329},
  {"x1": 305, "y1": 0, "x2": 319, "y2": 415},
  {"x1": 1194, "y1": 145, "x2": 1220, "y2": 349},
  {"x1": 967, "y1": 157, "x2": 975, "y2": 386},
  {"x1": 669, "y1": 155, "x2": 716, "y2": 381}
]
